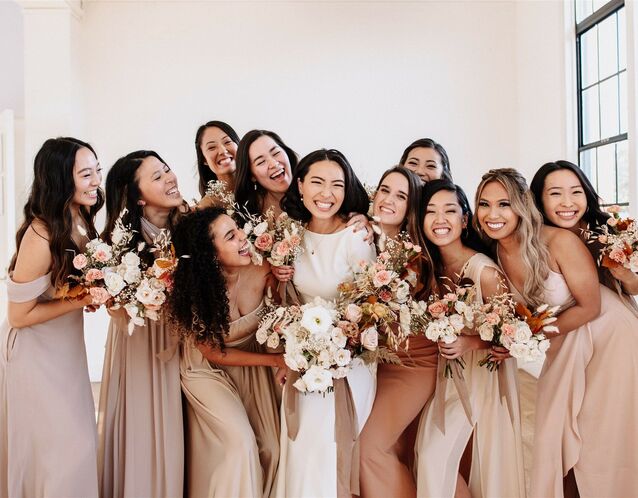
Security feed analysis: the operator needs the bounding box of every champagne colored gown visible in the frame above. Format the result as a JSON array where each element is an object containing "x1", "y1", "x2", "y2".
[{"x1": 1, "y1": 273, "x2": 98, "y2": 497}]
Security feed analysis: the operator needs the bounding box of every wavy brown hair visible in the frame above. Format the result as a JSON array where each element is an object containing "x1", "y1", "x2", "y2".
[
  {"x1": 9, "y1": 137, "x2": 104, "y2": 288},
  {"x1": 473, "y1": 168, "x2": 550, "y2": 307},
  {"x1": 167, "y1": 207, "x2": 231, "y2": 348}
]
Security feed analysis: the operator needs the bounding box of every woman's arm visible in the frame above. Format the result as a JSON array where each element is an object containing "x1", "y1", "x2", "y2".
[
  {"x1": 8, "y1": 223, "x2": 93, "y2": 328},
  {"x1": 609, "y1": 266, "x2": 638, "y2": 295},
  {"x1": 547, "y1": 229, "x2": 601, "y2": 336},
  {"x1": 197, "y1": 342, "x2": 286, "y2": 369}
]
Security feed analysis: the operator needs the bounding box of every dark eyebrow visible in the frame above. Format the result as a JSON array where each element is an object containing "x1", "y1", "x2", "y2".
[
  {"x1": 77, "y1": 167, "x2": 92, "y2": 174},
  {"x1": 309, "y1": 176, "x2": 325, "y2": 181},
  {"x1": 270, "y1": 146, "x2": 281, "y2": 153},
  {"x1": 205, "y1": 140, "x2": 217, "y2": 146}
]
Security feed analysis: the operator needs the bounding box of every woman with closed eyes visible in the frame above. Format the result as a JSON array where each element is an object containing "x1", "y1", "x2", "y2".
[{"x1": 399, "y1": 137, "x2": 453, "y2": 183}]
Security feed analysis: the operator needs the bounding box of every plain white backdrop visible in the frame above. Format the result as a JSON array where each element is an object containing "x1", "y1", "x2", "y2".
[{"x1": 2, "y1": 0, "x2": 635, "y2": 379}]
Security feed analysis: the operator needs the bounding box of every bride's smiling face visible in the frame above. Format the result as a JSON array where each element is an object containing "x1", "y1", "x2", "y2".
[{"x1": 298, "y1": 160, "x2": 345, "y2": 221}]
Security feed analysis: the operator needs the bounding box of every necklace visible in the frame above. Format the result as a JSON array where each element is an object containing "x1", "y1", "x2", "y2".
[{"x1": 307, "y1": 224, "x2": 342, "y2": 255}]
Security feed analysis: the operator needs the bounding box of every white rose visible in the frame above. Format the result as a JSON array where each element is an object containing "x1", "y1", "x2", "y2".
[
  {"x1": 360, "y1": 327, "x2": 379, "y2": 351},
  {"x1": 317, "y1": 349, "x2": 333, "y2": 367},
  {"x1": 449, "y1": 313, "x2": 465, "y2": 333},
  {"x1": 344, "y1": 304, "x2": 363, "y2": 323},
  {"x1": 331, "y1": 327, "x2": 348, "y2": 349},
  {"x1": 284, "y1": 352, "x2": 309, "y2": 372},
  {"x1": 508, "y1": 342, "x2": 529, "y2": 359},
  {"x1": 302, "y1": 365, "x2": 333, "y2": 393},
  {"x1": 104, "y1": 272, "x2": 126, "y2": 295},
  {"x1": 514, "y1": 322, "x2": 532, "y2": 342},
  {"x1": 334, "y1": 348, "x2": 352, "y2": 367},
  {"x1": 629, "y1": 252, "x2": 638, "y2": 273},
  {"x1": 122, "y1": 252, "x2": 140, "y2": 268},
  {"x1": 425, "y1": 322, "x2": 442, "y2": 342},
  {"x1": 124, "y1": 303, "x2": 139, "y2": 319},
  {"x1": 478, "y1": 323, "x2": 494, "y2": 341},
  {"x1": 538, "y1": 338, "x2": 550, "y2": 353},
  {"x1": 149, "y1": 278, "x2": 165, "y2": 291},
  {"x1": 123, "y1": 266, "x2": 141, "y2": 284},
  {"x1": 135, "y1": 282, "x2": 154, "y2": 306},
  {"x1": 440, "y1": 332, "x2": 458, "y2": 345},
  {"x1": 111, "y1": 227, "x2": 126, "y2": 245}
]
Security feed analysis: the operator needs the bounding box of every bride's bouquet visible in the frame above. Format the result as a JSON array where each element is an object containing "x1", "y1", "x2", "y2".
[
  {"x1": 257, "y1": 297, "x2": 368, "y2": 393},
  {"x1": 336, "y1": 235, "x2": 422, "y2": 354},
  {"x1": 588, "y1": 205, "x2": 638, "y2": 272},
  {"x1": 476, "y1": 293, "x2": 556, "y2": 371},
  {"x1": 411, "y1": 281, "x2": 476, "y2": 377}
]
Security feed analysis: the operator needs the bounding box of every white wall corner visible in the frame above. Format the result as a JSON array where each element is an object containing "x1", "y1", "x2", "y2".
[
  {"x1": 563, "y1": 0, "x2": 578, "y2": 163},
  {"x1": 625, "y1": 0, "x2": 638, "y2": 217},
  {"x1": 18, "y1": 0, "x2": 83, "y2": 20}
]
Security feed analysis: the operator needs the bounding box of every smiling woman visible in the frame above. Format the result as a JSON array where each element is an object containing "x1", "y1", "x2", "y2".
[
  {"x1": 195, "y1": 120, "x2": 241, "y2": 196},
  {"x1": 97, "y1": 150, "x2": 187, "y2": 498}
]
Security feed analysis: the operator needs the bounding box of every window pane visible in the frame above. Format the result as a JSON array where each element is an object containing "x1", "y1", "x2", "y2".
[
  {"x1": 582, "y1": 85, "x2": 600, "y2": 144},
  {"x1": 620, "y1": 71, "x2": 627, "y2": 134},
  {"x1": 576, "y1": 0, "x2": 594, "y2": 24},
  {"x1": 600, "y1": 75, "x2": 620, "y2": 139},
  {"x1": 580, "y1": 28, "x2": 598, "y2": 88},
  {"x1": 616, "y1": 140, "x2": 629, "y2": 205},
  {"x1": 593, "y1": 0, "x2": 610, "y2": 11},
  {"x1": 618, "y1": 7, "x2": 626, "y2": 70},
  {"x1": 580, "y1": 148, "x2": 597, "y2": 189},
  {"x1": 598, "y1": 13, "x2": 618, "y2": 79},
  {"x1": 597, "y1": 143, "x2": 617, "y2": 204}
]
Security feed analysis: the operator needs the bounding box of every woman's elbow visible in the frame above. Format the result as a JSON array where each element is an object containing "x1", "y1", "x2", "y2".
[
  {"x1": 7, "y1": 313, "x2": 28, "y2": 329},
  {"x1": 584, "y1": 298, "x2": 601, "y2": 322}
]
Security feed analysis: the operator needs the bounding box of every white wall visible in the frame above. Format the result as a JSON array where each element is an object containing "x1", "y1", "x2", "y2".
[{"x1": 6, "y1": 0, "x2": 574, "y2": 379}]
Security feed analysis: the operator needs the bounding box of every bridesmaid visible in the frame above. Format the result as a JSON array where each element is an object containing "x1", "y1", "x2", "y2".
[
  {"x1": 195, "y1": 120, "x2": 241, "y2": 197},
  {"x1": 358, "y1": 166, "x2": 439, "y2": 497},
  {"x1": 415, "y1": 180, "x2": 525, "y2": 498},
  {"x1": 530, "y1": 160, "x2": 638, "y2": 307},
  {"x1": 168, "y1": 207, "x2": 283, "y2": 498},
  {"x1": 1, "y1": 137, "x2": 102, "y2": 497},
  {"x1": 234, "y1": 129, "x2": 298, "y2": 218},
  {"x1": 474, "y1": 168, "x2": 638, "y2": 497},
  {"x1": 97, "y1": 150, "x2": 187, "y2": 498},
  {"x1": 275, "y1": 149, "x2": 376, "y2": 498},
  {"x1": 399, "y1": 138, "x2": 453, "y2": 182}
]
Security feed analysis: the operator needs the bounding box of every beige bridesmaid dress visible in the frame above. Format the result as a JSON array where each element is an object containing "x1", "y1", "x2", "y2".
[
  {"x1": 180, "y1": 301, "x2": 280, "y2": 498},
  {"x1": 506, "y1": 266, "x2": 638, "y2": 497},
  {"x1": 1, "y1": 273, "x2": 98, "y2": 497},
  {"x1": 416, "y1": 253, "x2": 526, "y2": 498},
  {"x1": 97, "y1": 219, "x2": 184, "y2": 498}
]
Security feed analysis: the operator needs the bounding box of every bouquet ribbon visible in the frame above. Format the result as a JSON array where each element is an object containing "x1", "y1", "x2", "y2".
[
  {"x1": 284, "y1": 374, "x2": 360, "y2": 498},
  {"x1": 278, "y1": 281, "x2": 301, "y2": 306},
  {"x1": 434, "y1": 358, "x2": 473, "y2": 433}
]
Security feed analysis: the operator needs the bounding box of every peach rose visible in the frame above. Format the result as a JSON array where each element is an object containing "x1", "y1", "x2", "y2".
[
  {"x1": 73, "y1": 254, "x2": 88, "y2": 270},
  {"x1": 89, "y1": 286, "x2": 110, "y2": 304},
  {"x1": 609, "y1": 247, "x2": 627, "y2": 264},
  {"x1": 254, "y1": 233, "x2": 274, "y2": 252},
  {"x1": 428, "y1": 300, "x2": 447, "y2": 319},
  {"x1": 373, "y1": 270, "x2": 393, "y2": 288},
  {"x1": 85, "y1": 268, "x2": 104, "y2": 282}
]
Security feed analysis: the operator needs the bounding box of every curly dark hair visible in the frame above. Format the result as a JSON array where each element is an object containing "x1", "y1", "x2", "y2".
[{"x1": 167, "y1": 207, "x2": 231, "y2": 348}]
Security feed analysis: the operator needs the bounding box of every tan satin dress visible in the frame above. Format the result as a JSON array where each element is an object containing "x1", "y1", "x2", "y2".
[
  {"x1": 507, "y1": 267, "x2": 638, "y2": 497},
  {"x1": 1, "y1": 274, "x2": 98, "y2": 497},
  {"x1": 416, "y1": 253, "x2": 525, "y2": 498},
  {"x1": 180, "y1": 301, "x2": 280, "y2": 498},
  {"x1": 358, "y1": 335, "x2": 438, "y2": 498},
  {"x1": 97, "y1": 219, "x2": 184, "y2": 498}
]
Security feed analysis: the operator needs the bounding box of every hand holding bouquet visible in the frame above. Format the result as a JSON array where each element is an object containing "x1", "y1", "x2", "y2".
[{"x1": 589, "y1": 205, "x2": 638, "y2": 272}]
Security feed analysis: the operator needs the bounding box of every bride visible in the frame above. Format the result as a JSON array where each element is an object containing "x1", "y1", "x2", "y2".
[{"x1": 274, "y1": 148, "x2": 376, "y2": 497}]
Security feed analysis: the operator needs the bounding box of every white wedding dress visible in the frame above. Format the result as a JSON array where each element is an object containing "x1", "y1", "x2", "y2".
[{"x1": 274, "y1": 225, "x2": 377, "y2": 498}]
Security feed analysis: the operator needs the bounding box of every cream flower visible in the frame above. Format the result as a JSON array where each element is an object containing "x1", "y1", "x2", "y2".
[{"x1": 302, "y1": 365, "x2": 333, "y2": 393}]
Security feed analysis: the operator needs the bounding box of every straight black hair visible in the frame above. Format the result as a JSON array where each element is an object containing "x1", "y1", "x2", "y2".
[
  {"x1": 281, "y1": 148, "x2": 369, "y2": 223},
  {"x1": 530, "y1": 160, "x2": 609, "y2": 229},
  {"x1": 399, "y1": 138, "x2": 453, "y2": 182},
  {"x1": 195, "y1": 120, "x2": 241, "y2": 196},
  {"x1": 234, "y1": 129, "x2": 298, "y2": 217}
]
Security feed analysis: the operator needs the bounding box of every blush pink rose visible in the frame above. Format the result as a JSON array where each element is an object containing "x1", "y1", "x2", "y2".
[
  {"x1": 501, "y1": 323, "x2": 517, "y2": 337},
  {"x1": 85, "y1": 268, "x2": 104, "y2": 282},
  {"x1": 379, "y1": 289, "x2": 393, "y2": 302},
  {"x1": 428, "y1": 300, "x2": 447, "y2": 319},
  {"x1": 254, "y1": 233, "x2": 274, "y2": 252},
  {"x1": 89, "y1": 286, "x2": 110, "y2": 304},
  {"x1": 609, "y1": 247, "x2": 627, "y2": 264},
  {"x1": 73, "y1": 254, "x2": 88, "y2": 270},
  {"x1": 94, "y1": 250, "x2": 109, "y2": 263},
  {"x1": 373, "y1": 270, "x2": 393, "y2": 288},
  {"x1": 484, "y1": 312, "x2": 500, "y2": 326},
  {"x1": 275, "y1": 240, "x2": 292, "y2": 257},
  {"x1": 289, "y1": 234, "x2": 301, "y2": 247},
  {"x1": 443, "y1": 293, "x2": 458, "y2": 302}
]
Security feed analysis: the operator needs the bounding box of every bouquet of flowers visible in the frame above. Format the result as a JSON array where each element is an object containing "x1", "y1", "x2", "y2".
[
  {"x1": 411, "y1": 281, "x2": 476, "y2": 377},
  {"x1": 241, "y1": 207, "x2": 305, "y2": 267},
  {"x1": 476, "y1": 293, "x2": 556, "y2": 371},
  {"x1": 256, "y1": 297, "x2": 372, "y2": 393},
  {"x1": 204, "y1": 179, "x2": 235, "y2": 213},
  {"x1": 336, "y1": 235, "x2": 422, "y2": 354},
  {"x1": 588, "y1": 205, "x2": 638, "y2": 272}
]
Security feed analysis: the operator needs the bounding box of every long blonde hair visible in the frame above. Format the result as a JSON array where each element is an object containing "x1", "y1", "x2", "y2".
[{"x1": 473, "y1": 168, "x2": 550, "y2": 307}]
